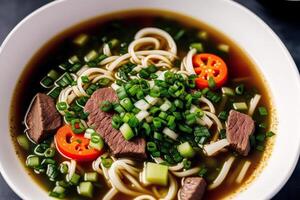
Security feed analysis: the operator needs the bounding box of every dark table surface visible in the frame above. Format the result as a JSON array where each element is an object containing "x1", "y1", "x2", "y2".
[{"x1": 0, "y1": 0, "x2": 299, "y2": 199}]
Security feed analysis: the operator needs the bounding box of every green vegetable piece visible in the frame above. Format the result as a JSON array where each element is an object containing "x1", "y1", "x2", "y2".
[
  {"x1": 77, "y1": 182, "x2": 94, "y2": 198},
  {"x1": 100, "y1": 100, "x2": 113, "y2": 112},
  {"x1": 258, "y1": 106, "x2": 268, "y2": 116},
  {"x1": 84, "y1": 172, "x2": 98, "y2": 182},
  {"x1": 17, "y1": 134, "x2": 30, "y2": 151},
  {"x1": 44, "y1": 148, "x2": 56, "y2": 158},
  {"x1": 266, "y1": 131, "x2": 275, "y2": 137},
  {"x1": 26, "y1": 155, "x2": 40, "y2": 168},
  {"x1": 120, "y1": 123, "x2": 134, "y2": 140},
  {"x1": 69, "y1": 173, "x2": 81, "y2": 186},
  {"x1": 145, "y1": 162, "x2": 169, "y2": 186},
  {"x1": 232, "y1": 102, "x2": 248, "y2": 111},
  {"x1": 190, "y1": 43, "x2": 204, "y2": 53},
  {"x1": 49, "y1": 185, "x2": 66, "y2": 199},
  {"x1": 177, "y1": 142, "x2": 195, "y2": 158},
  {"x1": 89, "y1": 134, "x2": 104, "y2": 151}
]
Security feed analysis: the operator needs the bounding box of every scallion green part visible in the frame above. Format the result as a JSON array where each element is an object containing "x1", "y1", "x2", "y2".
[{"x1": 258, "y1": 106, "x2": 268, "y2": 116}]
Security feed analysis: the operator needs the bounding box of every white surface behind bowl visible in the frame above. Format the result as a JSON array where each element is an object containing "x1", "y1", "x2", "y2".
[{"x1": 0, "y1": 0, "x2": 299, "y2": 199}]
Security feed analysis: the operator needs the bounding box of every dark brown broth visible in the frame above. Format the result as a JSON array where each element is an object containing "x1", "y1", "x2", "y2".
[{"x1": 10, "y1": 9, "x2": 275, "y2": 200}]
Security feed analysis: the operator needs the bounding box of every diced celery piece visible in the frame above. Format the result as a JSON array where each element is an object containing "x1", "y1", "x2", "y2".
[
  {"x1": 145, "y1": 162, "x2": 168, "y2": 186},
  {"x1": 177, "y1": 142, "x2": 195, "y2": 158}
]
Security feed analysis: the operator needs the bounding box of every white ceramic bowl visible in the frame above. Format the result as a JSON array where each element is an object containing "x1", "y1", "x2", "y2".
[{"x1": 0, "y1": 0, "x2": 300, "y2": 199}]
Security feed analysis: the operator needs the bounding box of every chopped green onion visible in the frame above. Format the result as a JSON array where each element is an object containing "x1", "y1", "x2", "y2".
[
  {"x1": 59, "y1": 163, "x2": 68, "y2": 174},
  {"x1": 218, "y1": 111, "x2": 228, "y2": 121},
  {"x1": 183, "y1": 159, "x2": 192, "y2": 169},
  {"x1": 198, "y1": 167, "x2": 207, "y2": 177},
  {"x1": 84, "y1": 50, "x2": 98, "y2": 62},
  {"x1": 258, "y1": 107, "x2": 268, "y2": 116},
  {"x1": 259, "y1": 123, "x2": 267, "y2": 129},
  {"x1": 256, "y1": 133, "x2": 265, "y2": 142},
  {"x1": 158, "y1": 112, "x2": 168, "y2": 120},
  {"x1": 221, "y1": 87, "x2": 235, "y2": 96},
  {"x1": 208, "y1": 77, "x2": 216, "y2": 89},
  {"x1": 44, "y1": 148, "x2": 56, "y2": 158},
  {"x1": 46, "y1": 164, "x2": 59, "y2": 181},
  {"x1": 56, "y1": 102, "x2": 68, "y2": 111},
  {"x1": 178, "y1": 124, "x2": 193, "y2": 134},
  {"x1": 142, "y1": 123, "x2": 151, "y2": 136},
  {"x1": 151, "y1": 151, "x2": 161, "y2": 157},
  {"x1": 185, "y1": 113, "x2": 197, "y2": 125},
  {"x1": 17, "y1": 134, "x2": 30, "y2": 151},
  {"x1": 73, "y1": 33, "x2": 89, "y2": 46},
  {"x1": 69, "y1": 173, "x2": 81, "y2": 185},
  {"x1": 122, "y1": 113, "x2": 132, "y2": 123},
  {"x1": 177, "y1": 142, "x2": 195, "y2": 158},
  {"x1": 81, "y1": 76, "x2": 89, "y2": 84},
  {"x1": 84, "y1": 172, "x2": 98, "y2": 182},
  {"x1": 26, "y1": 155, "x2": 40, "y2": 168},
  {"x1": 167, "y1": 115, "x2": 176, "y2": 130},
  {"x1": 89, "y1": 134, "x2": 104, "y2": 151},
  {"x1": 154, "y1": 132, "x2": 163, "y2": 141},
  {"x1": 40, "y1": 76, "x2": 54, "y2": 88},
  {"x1": 55, "y1": 72, "x2": 73, "y2": 87},
  {"x1": 266, "y1": 131, "x2": 275, "y2": 137},
  {"x1": 120, "y1": 98, "x2": 134, "y2": 111},
  {"x1": 71, "y1": 119, "x2": 86, "y2": 134},
  {"x1": 219, "y1": 129, "x2": 227, "y2": 139},
  {"x1": 197, "y1": 31, "x2": 208, "y2": 40},
  {"x1": 47, "y1": 70, "x2": 59, "y2": 80},
  {"x1": 100, "y1": 100, "x2": 113, "y2": 112},
  {"x1": 128, "y1": 116, "x2": 139, "y2": 128},
  {"x1": 174, "y1": 99, "x2": 183, "y2": 109},
  {"x1": 160, "y1": 99, "x2": 172, "y2": 111},
  {"x1": 34, "y1": 144, "x2": 49, "y2": 156},
  {"x1": 120, "y1": 123, "x2": 134, "y2": 140},
  {"x1": 217, "y1": 44, "x2": 230, "y2": 53},
  {"x1": 68, "y1": 55, "x2": 80, "y2": 64},
  {"x1": 69, "y1": 63, "x2": 82, "y2": 73},
  {"x1": 232, "y1": 102, "x2": 248, "y2": 111},
  {"x1": 174, "y1": 29, "x2": 185, "y2": 41},
  {"x1": 108, "y1": 38, "x2": 119, "y2": 48},
  {"x1": 147, "y1": 142, "x2": 157, "y2": 152},
  {"x1": 190, "y1": 43, "x2": 204, "y2": 53},
  {"x1": 235, "y1": 84, "x2": 245, "y2": 95},
  {"x1": 113, "y1": 103, "x2": 125, "y2": 113},
  {"x1": 49, "y1": 185, "x2": 66, "y2": 199},
  {"x1": 139, "y1": 69, "x2": 150, "y2": 79},
  {"x1": 101, "y1": 157, "x2": 113, "y2": 168},
  {"x1": 153, "y1": 118, "x2": 162, "y2": 129},
  {"x1": 144, "y1": 162, "x2": 169, "y2": 186},
  {"x1": 77, "y1": 182, "x2": 93, "y2": 198}
]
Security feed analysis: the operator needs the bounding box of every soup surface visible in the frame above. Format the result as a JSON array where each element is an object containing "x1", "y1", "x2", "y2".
[{"x1": 10, "y1": 9, "x2": 276, "y2": 200}]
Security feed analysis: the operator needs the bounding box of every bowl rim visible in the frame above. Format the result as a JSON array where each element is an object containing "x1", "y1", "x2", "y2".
[{"x1": 0, "y1": 0, "x2": 300, "y2": 199}]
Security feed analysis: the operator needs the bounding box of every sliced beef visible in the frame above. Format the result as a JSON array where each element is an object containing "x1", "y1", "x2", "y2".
[
  {"x1": 179, "y1": 177, "x2": 207, "y2": 200},
  {"x1": 226, "y1": 110, "x2": 255, "y2": 156},
  {"x1": 84, "y1": 88, "x2": 147, "y2": 159},
  {"x1": 25, "y1": 93, "x2": 62, "y2": 143}
]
